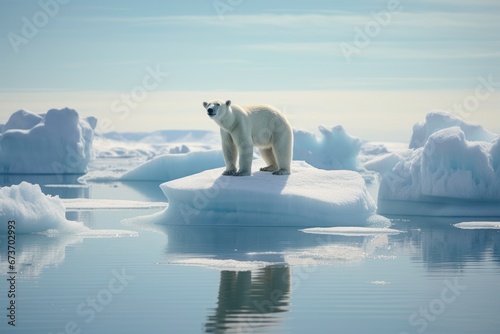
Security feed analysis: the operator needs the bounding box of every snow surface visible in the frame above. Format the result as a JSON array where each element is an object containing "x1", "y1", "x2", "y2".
[
  {"x1": 0, "y1": 108, "x2": 96, "y2": 174},
  {"x1": 366, "y1": 112, "x2": 500, "y2": 216},
  {"x1": 158, "y1": 161, "x2": 388, "y2": 226},
  {"x1": 0, "y1": 182, "x2": 137, "y2": 236}
]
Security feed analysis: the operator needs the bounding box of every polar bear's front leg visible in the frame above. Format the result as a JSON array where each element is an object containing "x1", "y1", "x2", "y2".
[
  {"x1": 234, "y1": 138, "x2": 253, "y2": 176},
  {"x1": 220, "y1": 130, "x2": 237, "y2": 175}
]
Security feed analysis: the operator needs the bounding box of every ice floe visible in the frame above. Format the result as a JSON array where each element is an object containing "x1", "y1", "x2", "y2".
[
  {"x1": 158, "y1": 161, "x2": 388, "y2": 226},
  {"x1": 0, "y1": 182, "x2": 137, "y2": 236}
]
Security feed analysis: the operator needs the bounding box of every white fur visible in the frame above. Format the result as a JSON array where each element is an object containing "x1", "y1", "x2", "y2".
[{"x1": 203, "y1": 99, "x2": 293, "y2": 176}]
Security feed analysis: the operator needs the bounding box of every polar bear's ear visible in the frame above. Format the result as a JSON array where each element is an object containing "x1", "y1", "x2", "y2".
[
  {"x1": 225, "y1": 100, "x2": 231, "y2": 107},
  {"x1": 203, "y1": 101, "x2": 208, "y2": 108}
]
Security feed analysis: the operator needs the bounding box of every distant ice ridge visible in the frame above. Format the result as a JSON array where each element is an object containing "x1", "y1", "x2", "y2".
[
  {"x1": 94, "y1": 130, "x2": 220, "y2": 159},
  {"x1": 366, "y1": 111, "x2": 500, "y2": 216},
  {"x1": 157, "y1": 161, "x2": 389, "y2": 227},
  {"x1": 0, "y1": 108, "x2": 96, "y2": 174},
  {"x1": 0, "y1": 182, "x2": 137, "y2": 236},
  {"x1": 410, "y1": 111, "x2": 497, "y2": 148}
]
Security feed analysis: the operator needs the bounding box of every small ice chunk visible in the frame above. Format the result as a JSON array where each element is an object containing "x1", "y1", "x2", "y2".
[
  {"x1": 301, "y1": 227, "x2": 401, "y2": 236},
  {"x1": 454, "y1": 221, "x2": 500, "y2": 230}
]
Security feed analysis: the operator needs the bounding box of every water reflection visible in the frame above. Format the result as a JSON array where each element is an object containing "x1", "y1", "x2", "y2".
[
  {"x1": 205, "y1": 265, "x2": 291, "y2": 333},
  {"x1": 152, "y1": 215, "x2": 500, "y2": 272},
  {"x1": 391, "y1": 217, "x2": 500, "y2": 269},
  {"x1": 0, "y1": 234, "x2": 83, "y2": 277},
  {"x1": 154, "y1": 224, "x2": 397, "y2": 266}
]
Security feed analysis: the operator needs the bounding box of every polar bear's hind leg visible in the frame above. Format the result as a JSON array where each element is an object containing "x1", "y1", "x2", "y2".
[
  {"x1": 271, "y1": 133, "x2": 292, "y2": 175},
  {"x1": 259, "y1": 147, "x2": 278, "y2": 172}
]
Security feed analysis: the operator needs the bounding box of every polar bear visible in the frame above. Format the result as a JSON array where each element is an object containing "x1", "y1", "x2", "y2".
[{"x1": 203, "y1": 99, "x2": 293, "y2": 176}]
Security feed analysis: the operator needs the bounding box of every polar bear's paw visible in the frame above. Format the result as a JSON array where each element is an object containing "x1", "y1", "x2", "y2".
[
  {"x1": 260, "y1": 165, "x2": 278, "y2": 172},
  {"x1": 234, "y1": 170, "x2": 251, "y2": 176},
  {"x1": 222, "y1": 169, "x2": 237, "y2": 176},
  {"x1": 272, "y1": 169, "x2": 290, "y2": 175}
]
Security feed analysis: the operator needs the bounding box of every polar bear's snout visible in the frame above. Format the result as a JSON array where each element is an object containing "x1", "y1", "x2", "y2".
[
  {"x1": 207, "y1": 106, "x2": 216, "y2": 116},
  {"x1": 205, "y1": 103, "x2": 219, "y2": 117}
]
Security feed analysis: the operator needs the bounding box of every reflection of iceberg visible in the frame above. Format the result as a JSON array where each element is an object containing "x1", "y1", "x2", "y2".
[
  {"x1": 0, "y1": 234, "x2": 84, "y2": 277},
  {"x1": 158, "y1": 225, "x2": 315, "y2": 265},
  {"x1": 154, "y1": 216, "x2": 500, "y2": 271},
  {"x1": 154, "y1": 224, "x2": 396, "y2": 269},
  {"x1": 205, "y1": 266, "x2": 290, "y2": 333},
  {"x1": 391, "y1": 217, "x2": 500, "y2": 268}
]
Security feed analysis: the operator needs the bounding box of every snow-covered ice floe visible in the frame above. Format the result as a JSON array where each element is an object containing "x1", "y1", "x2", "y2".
[
  {"x1": 300, "y1": 226, "x2": 401, "y2": 236},
  {"x1": 366, "y1": 111, "x2": 500, "y2": 216},
  {"x1": 61, "y1": 198, "x2": 167, "y2": 211},
  {"x1": 0, "y1": 108, "x2": 96, "y2": 174},
  {"x1": 157, "y1": 161, "x2": 389, "y2": 226},
  {"x1": 120, "y1": 150, "x2": 224, "y2": 181},
  {"x1": 454, "y1": 221, "x2": 500, "y2": 230},
  {"x1": 0, "y1": 182, "x2": 137, "y2": 237}
]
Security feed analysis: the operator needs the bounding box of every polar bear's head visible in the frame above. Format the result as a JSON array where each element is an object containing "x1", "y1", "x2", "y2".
[{"x1": 203, "y1": 99, "x2": 231, "y2": 120}]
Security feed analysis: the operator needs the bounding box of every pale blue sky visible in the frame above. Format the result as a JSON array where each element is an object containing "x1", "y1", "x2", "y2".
[{"x1": 1, "y1": 0, "x2": 499, "y2": 140}]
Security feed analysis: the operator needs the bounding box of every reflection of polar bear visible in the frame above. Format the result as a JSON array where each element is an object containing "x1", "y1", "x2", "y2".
[{"x1": 203, "y1": 99, "x2": 293, "y2": 176}]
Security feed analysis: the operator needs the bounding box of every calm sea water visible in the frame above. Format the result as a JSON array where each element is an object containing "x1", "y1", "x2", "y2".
[{"x1": 1, "y1": 173, "x2": 499, "y2": 334}]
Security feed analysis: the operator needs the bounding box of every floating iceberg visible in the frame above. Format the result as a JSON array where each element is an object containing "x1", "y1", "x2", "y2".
[
  {"x1": 158, "y1": 161, "x2": 387, "y2": 226},
  {"x1": 0, "y1": 182, "x2": 137, "y2": 236},
  {"x1": 120, "y1": 150, "x2": 225, "y2": 181},
  {"x1": 0, "y1": 182, "x2": 87, "y2": 234},
  {"x1": 366, "y1": 112, "x2": 500, "y2": 216},
  {"x1": 0, "y1": 108, "x2": 97, "y2": 174},
  {"x1": 410, "y1": 111, "x2": 497, "y2": 148},
  {"x1": 293, "y1": 125, "x2": 362, "y2": 171}
]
